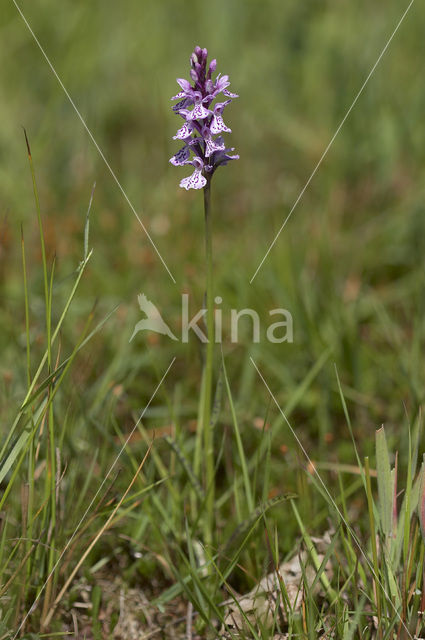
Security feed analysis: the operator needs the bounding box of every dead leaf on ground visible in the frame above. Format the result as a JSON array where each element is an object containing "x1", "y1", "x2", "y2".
[{"x1": 220, "y1": 532, "x2": 333, "y2": 637}]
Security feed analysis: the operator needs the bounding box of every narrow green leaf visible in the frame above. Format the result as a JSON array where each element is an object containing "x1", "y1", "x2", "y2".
[
  {"x1": 221, "y1": 351, "x2": 254, "y2": 514},
  {"x1": 376, "y1": 426, "x2": 393, "y2": 539},
  {"x1": 83, "y1": 183, "x2": 95, "y2": 262},
  {"x1": 164, "y1": 436, "x2": 205, "y2": 499},
  {"x1": 418, "y1": 455, "x2": 425, "y2": 545},
  {"x1": 291, "y1": 500, "x2": 338, "y2": 603}
]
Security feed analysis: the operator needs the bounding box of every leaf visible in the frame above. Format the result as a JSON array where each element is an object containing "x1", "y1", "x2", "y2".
[
  {"x1": 164, "y1": 436, "x2": 204, "y2": 499},
  {"x1": 376, "y1": 426, "x2": 393, "y2": 539},
  {"x1": 418, "y1": 455, "x2": 425, "y2": 545},
  {"x1": 210, "y1": 371, "x2": 223, "y2": 429},
  {"x1": 83, "y1": 182, "x2": 95, "y2": 261},
  {"x1": 222, "y1": 351, "x2": 254, "y2": 514}
]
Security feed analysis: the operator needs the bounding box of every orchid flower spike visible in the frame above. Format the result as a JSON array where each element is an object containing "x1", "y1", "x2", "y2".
[{"x1": 170, "y1": 46, "x2": 239, "y2": 189}]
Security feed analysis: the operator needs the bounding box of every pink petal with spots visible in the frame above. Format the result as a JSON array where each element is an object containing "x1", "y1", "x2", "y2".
[
  {"x1": 205, "y1": 136, "x2": 225, "y2": 158},
  {"x1": 169, "y1": 146, "x2": 191, "y2": 166},
  {"x1": 210, "y1": 114, "x2": 231, "y2": 135},
  {"x1": 173, "y1": 122, "x2": 193, "y2": 140},
  {"x1": 222, "y1": 89, "x2": 239, "y2": 98},
  {"x1": 172, "y1": 98, "x2": 193, "y2": 112},
  {"x1": 188, "y1": 103, "x2": 211, "y2": 120},
  {"x1": 180, "y1": 170, "x2": 207, "y2": 190},
  {"x1": 214, "y1": 100, "x2": 232, "y2": 114}
]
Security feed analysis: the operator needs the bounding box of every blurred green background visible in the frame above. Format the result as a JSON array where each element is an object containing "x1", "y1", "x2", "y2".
[{"x1": 2, "y1": 0, "x2": 425, "y2": 458}]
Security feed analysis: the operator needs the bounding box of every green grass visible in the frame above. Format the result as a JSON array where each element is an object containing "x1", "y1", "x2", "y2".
[{"x1": 1, "y1": 0, "x2": 425, "y2": 637}]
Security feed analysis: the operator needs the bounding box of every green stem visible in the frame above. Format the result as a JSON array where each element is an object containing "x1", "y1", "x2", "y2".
[
  {"x1": 25, "y1": 131, "x2": 56, "y2": 612},
  {"x1": 21, "y1": 229, "x2": 35, "y2": 596},
  {"x1": 203, "y1": 177, "x2": 215, "y2": 543}
]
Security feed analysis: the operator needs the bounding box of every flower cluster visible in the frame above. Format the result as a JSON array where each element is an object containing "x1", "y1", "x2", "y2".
[{"x1": 170, "y1": 46, "x2": 239, "y2": 190}]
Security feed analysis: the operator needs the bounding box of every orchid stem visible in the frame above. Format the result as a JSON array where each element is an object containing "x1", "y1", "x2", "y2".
[{"x1": 203, "y1": 176, "x2": 215, "y2": 545}]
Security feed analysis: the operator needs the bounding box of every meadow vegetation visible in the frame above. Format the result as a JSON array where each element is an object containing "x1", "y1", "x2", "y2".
[{"x1": 1, "y1": 1, "x2": 425, "y2": 637}]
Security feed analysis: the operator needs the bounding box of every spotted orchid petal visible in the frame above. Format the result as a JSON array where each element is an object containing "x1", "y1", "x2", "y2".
[
  {"x1": 172, "y1": 99, "x2": 193, "y2": 113},
  {"x1": 215, "y1": 100, "x2": 232, "y2": 111},
  {"x1": 204, "y1": 133, "x2": 226, "y2": 158},
  {"x1": 211, "y1": 99, "x2": 232, "y2": 125},
  {"x1": 222, "y1": 89, "x2": 239, "y2": 98},
  {"x1": 210, "y1": 113, "x2": 231, "y2": 135},
  {"x1": 210, "y1": 148, "x2": 239, "y2": 167},
  {"x1": 169, "y1": 145, "x2": 191, "y2": 166},
  {"x1": 191, "y1": 103, "x2": 211, "y2": 120},
  {"x1": 173, "y1": 121, "x2": 194, "y2": 140},
  {"x1": 180, "y1": 169, "x2": 207, "y2": 190},
  {"x1": 171, "y1": 91, "x2": 186, "y2": 101}
]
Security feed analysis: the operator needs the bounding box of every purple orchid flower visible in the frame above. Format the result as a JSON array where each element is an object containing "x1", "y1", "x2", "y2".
[
  {"x1": 179, "y1": 156, "x2": 207, "y2": 190},
  {"x1": 170, "y1": 46, "x2": 239, "y2": 190},
  {"x1": 210, "y1": 101, "x2": 232, "y2": 135}
]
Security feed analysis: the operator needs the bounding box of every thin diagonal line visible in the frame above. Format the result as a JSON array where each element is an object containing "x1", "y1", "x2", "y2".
[
  {"x1": 250, "y1": 0, "x2": 415, "y2": 284},
  {"x1": 250, "y1": 357, "x2": 413, "y2": 638},
  {"x1": 12, "y1": 0, "x2": 176, "y2": 284},
  {"x1": 14, "y1": 357, "x2": 176, "y2": 638}
]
